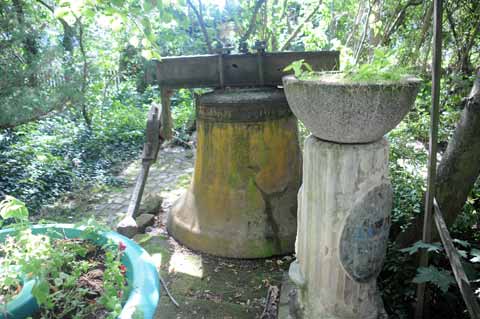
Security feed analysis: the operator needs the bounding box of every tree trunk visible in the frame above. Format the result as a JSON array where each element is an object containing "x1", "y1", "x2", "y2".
[
  {"x1": 396, "y1": 69, "x2": 480, "y2": 247},
  {"x1": 186, "y1": 0, "x2": 213, "y2": 53},
  {"x1": 13, "y1": 0, "x2": 38, "y2": 86},
  {"x1": 436, "y1": 70, "x2": 480, "y2": 226}
]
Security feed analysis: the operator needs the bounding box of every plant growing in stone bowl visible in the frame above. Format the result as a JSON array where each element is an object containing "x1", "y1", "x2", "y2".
[{"x1": 282, "y1": 52, "x2": 421, "y2": 144}]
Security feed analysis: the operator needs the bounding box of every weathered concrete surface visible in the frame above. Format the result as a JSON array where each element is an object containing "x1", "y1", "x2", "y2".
[
  {"x1": 168, "y1": 88, "x2": 302, "y2": 258},
  {"x1": 282, "y1": 74, "x2": 420, "y2": 143},
  {"x1": 292, "y1": 135, "x2": 391, "y2": 318}
]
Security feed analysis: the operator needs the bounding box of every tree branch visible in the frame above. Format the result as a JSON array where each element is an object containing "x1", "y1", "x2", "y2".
[
  {"x1": 345, "y1": 1, "x2": 364, "y2": 48},
  {"x1": 35, "y1": 0, "x2": 54, "y2": 12},
  {"x1": 77, "y1": 18, "x2": 91, "y2": 128},
  {"x1": 353, "y1": 0, "x2": 372, "y2": 64},
  {"x1": 445, "y1": 5, "x2": 460, "y2": 52},
  {"x1": 0, "y1": 107, "x2": 59, "y2": 130},
  {"x1": 280, "y1": 0, "x2": 322, "y2": 51},
  {"x1": 381, "y1": 0, "x2": 422, "y2": 45},
  {"x1": 395, "y1": 69, "x2": 480, "y2": 247},
  {"x1": 36, "y1": 0, "x2": 75, "y2": 54},
  {"x1": 186, "y1": 0, "x2": 213, "y2": 53},
  {"x1": 466, "y1": 21, "x2": 480, "y2": 55},
  {"x1": 239, "y1": 0, "x2": 267, "y2": 44},
  {"x1": 410, "y1": 2, "x2": 433, "y2": 65}
]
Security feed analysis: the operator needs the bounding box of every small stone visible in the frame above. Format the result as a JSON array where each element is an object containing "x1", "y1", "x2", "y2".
[
  {"x1": 135, "y1": 213, "x2": 155, "y2": 232},
  {"x1": 140, "y1": 193, "x2": 163, "y2": 215},
  {"x1": 185, "y1": 151, "x2": 194, "y2": 159},
  {"x1": 288, "y1": 261, "x2": 305, "y2": 288},
  {"x1": 117, "y1": 216, "x2": 138, "y2": 238}
]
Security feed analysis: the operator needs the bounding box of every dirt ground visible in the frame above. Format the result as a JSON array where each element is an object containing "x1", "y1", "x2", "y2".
[{"x1": 38, "y1": 145, "x2": 293, "y2": 319}]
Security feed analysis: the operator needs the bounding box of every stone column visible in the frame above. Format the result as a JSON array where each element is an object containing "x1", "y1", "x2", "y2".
[{"x1": 289, "y1": 136, "x2": 391, "y2": 319}]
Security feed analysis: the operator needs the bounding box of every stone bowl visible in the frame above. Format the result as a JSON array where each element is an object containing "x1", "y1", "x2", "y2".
[{"x1": 282, "y1": 73, "x2": 421, "y2": 143}]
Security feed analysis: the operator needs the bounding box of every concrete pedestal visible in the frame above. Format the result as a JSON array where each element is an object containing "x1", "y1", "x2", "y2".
[
  {"x1": 168, "y1": 88, "x2": 301, "y2": 258},
  {"x1": 290, "y1": 135, "x2": 391, "y2": 318}
]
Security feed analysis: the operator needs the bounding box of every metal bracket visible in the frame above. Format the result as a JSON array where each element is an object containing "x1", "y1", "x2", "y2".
[{"x1": 254, "y1": 40, "x2": 266, "y2": 86}]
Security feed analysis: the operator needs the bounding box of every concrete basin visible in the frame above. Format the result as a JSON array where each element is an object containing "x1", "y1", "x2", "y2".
[{"x1": 282, "y1": 73, "x2": 421, "y2": 143}]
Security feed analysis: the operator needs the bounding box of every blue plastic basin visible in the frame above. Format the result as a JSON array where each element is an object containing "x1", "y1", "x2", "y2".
[{"x1": 0, "y1": 224, "x2": 160, "y2": 319}]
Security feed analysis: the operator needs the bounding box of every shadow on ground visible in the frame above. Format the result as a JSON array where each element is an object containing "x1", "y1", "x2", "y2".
[{"x1": 139, "y1": 233, "x2": 292, "y2": 319}]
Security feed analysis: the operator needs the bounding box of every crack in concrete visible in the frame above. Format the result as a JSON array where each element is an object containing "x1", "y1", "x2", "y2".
[{"x1": 253, "y1": 179, "x2": 289, "y2": 254}]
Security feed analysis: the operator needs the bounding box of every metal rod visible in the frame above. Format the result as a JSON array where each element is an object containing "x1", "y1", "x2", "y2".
[{"x1": 415, "y1": 0, "x2": 443, "y2": 317}]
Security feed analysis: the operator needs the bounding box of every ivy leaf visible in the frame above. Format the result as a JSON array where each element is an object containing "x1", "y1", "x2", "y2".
[
  {"x1": 400, "y1": 241, "x2": 443, "y2": 255},
  {"x1": 470, "y1": 248, "x2": 480, "y2": 263},
  {"x1": 412, "y1": 266, "x2": 455, "y2": 293}
]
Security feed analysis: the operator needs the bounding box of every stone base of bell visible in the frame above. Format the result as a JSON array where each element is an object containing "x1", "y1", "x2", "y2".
[
  {"x1": 291, "y1": 135, "x2": 392, "y2": 318},
  {"x1": 168, "y1": 187, "x2": 297, "y2": 258}
]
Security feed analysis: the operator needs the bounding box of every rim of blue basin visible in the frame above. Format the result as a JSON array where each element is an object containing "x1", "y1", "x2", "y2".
[{"x1": 0, "y1": 224, "x2": 160, "y2": 319}]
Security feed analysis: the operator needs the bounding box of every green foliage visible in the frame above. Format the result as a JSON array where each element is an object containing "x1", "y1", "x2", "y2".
[
  {"x1": 344, "y1": 49, "x2": 413, "y2": 82},
  {"x1": 0, "y1": 0, "x2": 479, "y2": 317},
  {"x1": 0, "y1": 82, "x2": 153, "y2": 213},
  {"x1": 283, "y1": 59, "x2": 314, "y2": 79},
  {"x1": 412, "y1": 266, "x2": 456, "y2": 293},
  {"x1": 0, "y1": 196, "x2": 29, "y2": 222},
  {"x1": 285, "y1": 49, "x2": 414, "y2": 82},
  {"x1": 471, "y1": 249, "x2": 480, "y2": 263},
  {"x1": 400, "y1": 241, "x2": 443, "y2": 255},
  {"x1": 378, "y1": 243, "x2": 418, "y2": 318},
  {"x1": 0, "y1": 201, "x2": 127, "y2": 318},
  {"x1": 171, "y1": 89, "x2": 197, "y2": 132}
]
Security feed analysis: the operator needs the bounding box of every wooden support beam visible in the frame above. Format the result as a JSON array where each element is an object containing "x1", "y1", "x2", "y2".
[{"x1": 433, "y1": 199, "x2": 480, "y2": 319}]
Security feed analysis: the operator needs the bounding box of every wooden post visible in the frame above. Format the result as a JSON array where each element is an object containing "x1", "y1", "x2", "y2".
[
  {"x1": 160, "y1": 88, "x2": 173, "y2": 141},
  {"x1": 415, "y1": 0, "x2": 443, "y2": 318},
  {"x1": 433, "y1": 199, "x2": 480, "y2": 318}
]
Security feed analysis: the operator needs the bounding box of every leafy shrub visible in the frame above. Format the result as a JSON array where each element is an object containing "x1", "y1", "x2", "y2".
[{"x1": 0, "y1": 81, "x2": 155, "y2": 213}]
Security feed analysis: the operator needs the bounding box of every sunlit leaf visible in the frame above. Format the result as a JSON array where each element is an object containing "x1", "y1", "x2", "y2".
[
  {"x1": 470, "y1": 249, "x2": 480, "y2": 263},
  {"x1": 0, "y1": 196, "x2": 29, "y2": 221}
]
